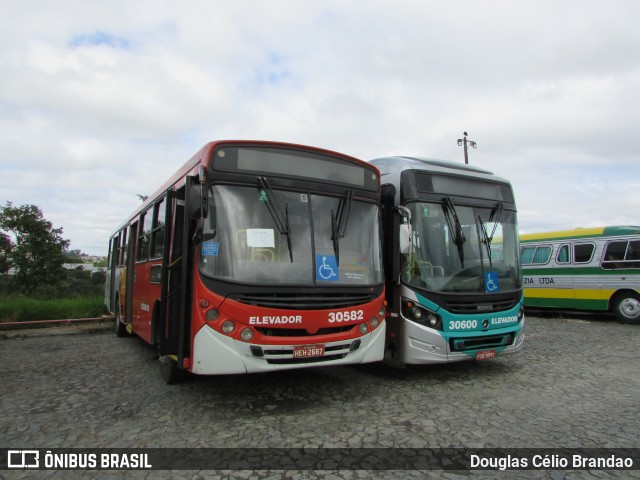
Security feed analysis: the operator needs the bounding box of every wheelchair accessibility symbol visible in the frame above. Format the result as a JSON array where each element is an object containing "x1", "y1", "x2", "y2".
[
  {"x1": 484, "y1": 271, "x2": 499, "y2": 294},
  {"x1": 317, "y1": 255, "x2": 339, "y2": 281}
]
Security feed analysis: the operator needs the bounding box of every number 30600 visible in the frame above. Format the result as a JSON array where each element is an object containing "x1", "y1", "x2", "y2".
[
  {"x1": 448, "y1": 320, "x2": 478, "y2": 330},
  {"x1": 328, "y1": 310, "x2": 364, "y2": 323}
]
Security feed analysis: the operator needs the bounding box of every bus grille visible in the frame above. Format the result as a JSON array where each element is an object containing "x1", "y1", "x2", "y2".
[
  {"x1": 255, "y1": 325, "x2": 354, "y2": 337},
  {"x1": 449, "y1": 333, "x2": 515, "y2": 352},
  {"x1": 444, "y1": 296, "x2": 519, "y2": 314},
  {"x1": 228, "y1": 293, "x2": 377, "y2": 310}
]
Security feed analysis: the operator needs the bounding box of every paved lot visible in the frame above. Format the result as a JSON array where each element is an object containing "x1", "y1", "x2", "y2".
[{"x1": 1, "y1": 314, "x2": 639, "y2": 479}]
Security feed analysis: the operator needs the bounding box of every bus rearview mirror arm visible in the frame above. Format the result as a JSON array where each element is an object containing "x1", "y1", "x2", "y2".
[{"x1": 188, "y1": 170, "x2": 209, "y2": 220}]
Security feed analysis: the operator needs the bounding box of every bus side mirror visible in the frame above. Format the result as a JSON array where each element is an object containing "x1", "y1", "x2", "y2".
[
  {"x1": 397, "y1": 206, "x2": 412, "y2": 256},
  {"x1": 392, "y1": 206, "x2": 412, "y2": 284},
  {"x1": 399, "y1": 223, "x2": 412, "y2": 255}
]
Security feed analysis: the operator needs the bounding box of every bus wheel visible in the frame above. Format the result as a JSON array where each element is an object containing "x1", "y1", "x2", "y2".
[
  {"x1": 613, "y1": 293, "x2": 640, "y2": 325},
  {"x1": 160, "y1": 356, "x2": 187, "y2": 384},
  {"x1": 115, "y1": 299, "x2": 129, "y2": 337}
]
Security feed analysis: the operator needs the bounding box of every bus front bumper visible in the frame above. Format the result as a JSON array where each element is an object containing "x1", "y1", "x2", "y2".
[
  {"x1": 191, "y1": 323, "x2": 386, "y2": 375},
  {"x1": 402, "y1": 318, "x2": 526, "y2": 364}
]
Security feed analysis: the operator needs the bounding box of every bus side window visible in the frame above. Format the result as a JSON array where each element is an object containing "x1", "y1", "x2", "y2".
[
  {"x1": 626, "y1": 241, "x2": 640, "y2": 268},
  {"x1": 150, "y1": 198, "x2": 166, "y2": 259},
  {"x1": 520, "y1": 245, "x2": 551, "y2": 265},
  {"x1": 626, "y1": 240, "x2": 640, "y2": 260},
  {"x1": 119, "y1": 228, "x2": 128, "y2": 266},
  {"x1": 137, "y1": 211, "x2": 153, "y2": 262},
  {"x1": 107, "y1": 237, "x2": 113, "y2": 269},
  {"x1": 520, "y1": 246, "x2": 535, "y2": 265},
  {"x1": 533, "y1": 246, "x2": 552, "y2": 264},
  {"x1": 573, "y1": 243, "x2": 595, "y2": 264},
  {"x1": 602, "y1": 240, "x2": 631, "y2": 270},
  {"x1": 556, "y1": 244, "x2": 570, "y2": 264}
]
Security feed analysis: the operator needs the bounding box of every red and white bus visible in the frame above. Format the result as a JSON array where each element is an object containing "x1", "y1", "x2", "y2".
[{"x1": 105, "y1": 140, "x2": 386, "y2": 382}]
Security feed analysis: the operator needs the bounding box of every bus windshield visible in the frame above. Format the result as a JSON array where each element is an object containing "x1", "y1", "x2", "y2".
[
  {"x1": 403, "y1": 201, "x2": 521, "y2": 293},
  {"x1": 199, "y1": 184, "x2": 383, "y2": 285}
]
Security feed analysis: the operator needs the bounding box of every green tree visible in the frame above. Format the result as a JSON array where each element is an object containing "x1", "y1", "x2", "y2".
[
  {"x1": 64, "y1": 249, "x2": 85, "y2": 263},
  {"x1": 0, "y1": 232, "x2": 11, "y2": 274},
  {"x1": 0, "y1": 202, "x2": 70, "y2": 296}
]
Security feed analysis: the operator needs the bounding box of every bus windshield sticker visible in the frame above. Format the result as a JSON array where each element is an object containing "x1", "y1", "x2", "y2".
[
  {"x1": 247, "y1": 229, "x2": 275, "y2": 248},
  {"x1": 484, "y1": 271, "x2": 499, "y2": 293},
  {"x1": 316, "y1": 255, "x2": 339, "y2": 281},
  {"x1": 300, "y1": 193, "x2": 308, "y2": 203},
  {"x1": 202, "y1": 241, "x2": 220, "y2": 256},
  {"x1": 341, "y1": 257, "x2": 367, "y2": 281}
]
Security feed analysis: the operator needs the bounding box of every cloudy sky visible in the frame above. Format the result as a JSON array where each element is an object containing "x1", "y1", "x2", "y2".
[{"x1": 1, "y1": 0, "x2": 639, "y2": 255}]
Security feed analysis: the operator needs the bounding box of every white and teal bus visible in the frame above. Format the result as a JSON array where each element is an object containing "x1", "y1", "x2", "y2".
[
  {"x1": 369, "y1": 156, "x2": 525, "y2": 366},
  {"x1": 520, "y1": 226, "x2": 640, "y2": 324}
]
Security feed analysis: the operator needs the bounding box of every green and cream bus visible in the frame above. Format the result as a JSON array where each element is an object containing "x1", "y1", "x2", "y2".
[{"x1": 520, "y1": 226, "x2": 640, "y2": 324}]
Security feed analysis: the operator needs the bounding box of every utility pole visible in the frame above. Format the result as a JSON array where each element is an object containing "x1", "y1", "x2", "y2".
[{"x1": 457, "y1": 131, "x2": 477, "y2": 164}]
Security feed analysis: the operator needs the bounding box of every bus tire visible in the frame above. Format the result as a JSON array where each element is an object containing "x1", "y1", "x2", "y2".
[
  {"x1": 115, "y1": 298, "x2": 129, "y2": 337},
  {"x1": 612, "y1": 293, "x2": 640, "y2": 325},
  {"x1": 160, "y1": 356, "x2": 187, "y2": 384}
]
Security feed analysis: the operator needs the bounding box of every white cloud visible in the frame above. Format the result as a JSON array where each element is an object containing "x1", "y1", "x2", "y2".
[{"x1": 1, "y1": 0, "x2": 640, "y2": 254}]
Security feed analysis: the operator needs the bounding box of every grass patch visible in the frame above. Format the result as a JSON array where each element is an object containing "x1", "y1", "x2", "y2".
[{"x1": 0, "y1": 296, "x2": 109, "y2": 323}]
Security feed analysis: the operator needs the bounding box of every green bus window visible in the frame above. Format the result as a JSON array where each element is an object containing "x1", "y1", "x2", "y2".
[
  {"x1": 521, "y1": 245, "x2": 551, "y2": 265},
  {"x1": 533, "y1": 246, "x2": 551, "y2": 264},
  {"x1": 557, "y1": 244, "x2": 570, "y2": 264},
  {"x1": 520, "y1": 246, "x2": 535, "y2": 265}
]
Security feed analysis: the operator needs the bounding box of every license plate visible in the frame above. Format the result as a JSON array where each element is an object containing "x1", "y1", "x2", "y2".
[
  {"x1": 476, "y1": 350, "x2": 497, "y2": 361},
  {"x1": 293, "y1": 344, "x2": 325, "y2": 358}
]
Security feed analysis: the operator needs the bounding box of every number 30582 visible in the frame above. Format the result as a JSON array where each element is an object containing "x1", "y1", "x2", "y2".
[{"x1": 328, "y1": 310, "x2": 364, "y2": 323}]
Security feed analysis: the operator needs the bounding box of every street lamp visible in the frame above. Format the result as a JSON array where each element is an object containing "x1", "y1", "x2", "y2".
[{"x1": 457, "y1": 131, "x2": 477, "y2": 164}]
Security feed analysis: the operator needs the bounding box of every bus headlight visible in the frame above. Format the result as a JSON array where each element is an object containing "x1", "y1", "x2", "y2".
[
  {"x1": 401, "y1": 298, "x2": 443, "y2": 330},
  {"x1": 359, "y1": 323, "x2": 369, "y2": 334},
  {"x1": 370, "y1": 317, "x2": 380, "y2": 328},
  {"x1": 206, "y1": 309, "x2": 219, "y2": 321},
  {"x1": 378, "y1": 307, "x2": 386, "y2": 318},
  {"x1": 240, "y1": 328, "x2": 254, "y2": 342},
  {"x1": 222, "y1": 320, "x2": 235, "y2": 334}
]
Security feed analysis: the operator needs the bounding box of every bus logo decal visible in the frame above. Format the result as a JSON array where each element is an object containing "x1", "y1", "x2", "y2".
[{"x1": 484, "y1": 271, "x2": 499, "y2": 294}]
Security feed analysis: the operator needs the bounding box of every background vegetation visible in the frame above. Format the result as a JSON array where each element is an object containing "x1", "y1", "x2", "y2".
[{"x1": 0, "y1": 202, "x2": 109, "y2": 322}]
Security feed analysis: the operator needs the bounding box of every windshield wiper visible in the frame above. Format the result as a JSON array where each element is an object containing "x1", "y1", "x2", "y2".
[
  {"x1": 479, "y1": 218, "x2": 493, "y2": 267},
  {"x1": 442, "y1": 197, "x2": 466, "y2": 268},
  {"x1": 478, "y1": 202, "x2": 504, "y2": 267},
  {"x1": 257, "y1": 177, "x2": 293, "y2": 262},
  {"x1": 330, "y1": 189, "x2": 353, "y2": 266},
  {"x1": 331, "y1": 209, "x2": 340, "y2": 266}
]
